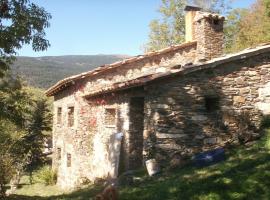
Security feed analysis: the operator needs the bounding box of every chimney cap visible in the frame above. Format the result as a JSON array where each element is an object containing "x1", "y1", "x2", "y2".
[{"x1": 184, "y1": 5, "x2": 202, "y2": 11}]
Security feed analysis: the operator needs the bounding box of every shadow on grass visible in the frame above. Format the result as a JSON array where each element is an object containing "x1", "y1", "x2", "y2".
[
  {"x1": 8, "y1": 184, "x2": 102, "y2": 200},
  {"x1": 119, "y1": 143, "x2": 270, "y2": 200},
  {"x1": 8, "y1": 133, "x2": 270, "y2": 200}
]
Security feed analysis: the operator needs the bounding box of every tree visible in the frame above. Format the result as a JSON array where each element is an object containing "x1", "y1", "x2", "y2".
[
  {"x1": 264, "y1": 0, "x2": 270, "y2": 16},
  {"x1": 224, "y1": 8, "x2": 248, "y2": 52},
  {"x1": 0, "y1": 0, "x2": 51, "y2": 196},
  {"x1": 144, "y1": 0, "x2": 231, "y2": 52},
  {"x1": 23, "y1": 97, "x2": 52, "y2": 184},
  {"x1": 228, "y1": 0, "x2": 270, "y2": 52},
  {"x1": 0, "y1": 0, "x2": 51, "y2": 76}
]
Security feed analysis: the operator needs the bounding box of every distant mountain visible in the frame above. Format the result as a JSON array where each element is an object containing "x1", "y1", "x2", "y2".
[{"x1": 11, "y1": 55, "x2": 129, "y2": 89}]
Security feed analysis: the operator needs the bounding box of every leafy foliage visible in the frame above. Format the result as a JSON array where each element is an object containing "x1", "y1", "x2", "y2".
[
  {"x1": 23, "y1": 96, "x2": 52, "y2": 183},
  {"x1": 0, "y1": 75, "x2": 52, "y2": 196},
  {"x1": 0, "y1": 0, "x2": 51, "y2": 75},
  {"x1": 0, "y1": 119, "x2": 21, "y2": 197},
  {"x1": 227, "y1": 0, "x2": 270, "y2": 52},
  {"x1": 0, "y1": 0, "x2": 52, "y2": 197},
  {"x1": 224, "y1": 8, "x2": 248, "y2": 52},
  {"x1": 144, "y1": 0, "x2": 186, "y2": 52},
  {"x1": 36, "y1": 166, "x2": 57, "y2": 186},
  {"x1": 144, "y1": 0, "x2": 231, "y2": 52}
]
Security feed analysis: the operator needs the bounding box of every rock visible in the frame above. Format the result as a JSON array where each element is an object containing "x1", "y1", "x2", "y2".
[
  {"x1": 239, "y1": 88, "x2": 250, "y2": 95},
  {"x1": 244, "y1": 141, "x2": 257, "y2": 147},
  {"x1": 195, "y1": 135, "x2": 205, "y2": 140},
  {"x1": 235, "y1": 77, "x2": 245, "y2": 84},
  {"x1": 233, "y1": 96, "x2": 246, "y2": 103},
  {"x1": 246, "y1": 71, "x2": 257, "y2": 76},
  {"x1": 203, "y1": 137, "x2": 218, "y2": 144},
  {"x1": 156, "y1": 104, "x2": 170, "y2": 109},
  {"x1": 223, "y1": 78, "x2": 234, "y2": 82},
  {"x1": 168, "y1": 127, "x2": 184, "y2": 134},
  {"x1": 156, "y1": 133, "x2": 187, "y2": 139},
  {"x1": 169, "y1": 154, "x2": 188, "y2": 169},
  {"x1": 191, "y1": 115, "x2": 208, "y2": 121},
  {"x1": 260, "y1": 68, "x2": 268, "y2": 75},
  {"x1": 256, "y1": 102, "x2": 270, "y2": 115},
  {"x1": 155, "y1": 143, "x2": 182, "y2": 150}
]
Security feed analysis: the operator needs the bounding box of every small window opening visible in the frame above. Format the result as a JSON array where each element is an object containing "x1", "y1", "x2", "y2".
[
  {"x1": 205, "y1": 96, "x2": 220, "y2": 112},
  {"x1": 57, "y1": 148, "x2": 61, "y2": 160},
  {"x1": 67, "y1": 153, "x2": 71, "y2": 167},
  {"x1": 57, "y1": 107, "x2": 62, "y2": 124},
  {"x1": 105, "y1": 108, "x2": 116, "y2": 126},
  {"x1": 68, "y1": 106, "x2": 74, "y2": 127}
]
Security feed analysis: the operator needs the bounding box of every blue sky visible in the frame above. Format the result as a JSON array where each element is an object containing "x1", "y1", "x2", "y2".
[{"x1": 18, "y1": 0, "x2": 255, "y2": 57}]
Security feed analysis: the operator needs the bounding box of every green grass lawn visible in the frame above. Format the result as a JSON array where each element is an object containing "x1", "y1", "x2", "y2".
[{"x1": 9, "y1": 130, "x2": 270, "y2": 200}]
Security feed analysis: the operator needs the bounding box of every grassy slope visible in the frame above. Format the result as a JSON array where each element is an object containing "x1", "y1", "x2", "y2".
[{"x1": 9, "y1": 131, "x2": 270, "y2": 200}]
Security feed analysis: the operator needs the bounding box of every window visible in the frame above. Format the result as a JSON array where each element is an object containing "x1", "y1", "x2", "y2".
[
  {"x1": 105, "y1": 108, "x2": 116, "y2": 126},
  {"x1": 205, "y1": 96, "x2": 220, "y2": 112},
  {"x1": 67, "y1": 153, "x2": 71, "y2": 167},
  {"x1": 57, "y1": 148, "x2": 61, "y2": 160},
  {"x1": 57, "y1": 107, "x2": 62, "y2": 124},
  {"x1": 68, "y1": 106, "x2": 74, "y2": 127}
]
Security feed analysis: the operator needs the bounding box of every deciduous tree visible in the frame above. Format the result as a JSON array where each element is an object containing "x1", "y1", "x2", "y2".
[
  {"x1": 0, "y1": 0, "x2": 51, "y2": 76},
  {"x1": 144, "y1": 0, "x2": 231, "y2": 52},
  {"x1": 228, "y1": 0, "x2": 270, "y2": 52},
  {"x1": 0, "y1": 0, "x2": 51, "y2": 196}
]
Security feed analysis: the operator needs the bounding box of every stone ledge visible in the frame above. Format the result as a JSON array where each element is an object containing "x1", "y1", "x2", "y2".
[{"x1": 156, "y1": 133, "x2": 188, "y2": 139}]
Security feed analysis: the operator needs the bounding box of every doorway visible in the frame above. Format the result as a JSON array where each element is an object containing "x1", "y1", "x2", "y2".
[{"x1": 128, "y1": 97, "x2": 145, "y2": 170}]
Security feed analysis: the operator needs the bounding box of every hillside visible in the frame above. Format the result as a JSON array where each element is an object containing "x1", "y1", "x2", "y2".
[{"x1": 11, "y1": 55, "x2": 128, "y2": 89}]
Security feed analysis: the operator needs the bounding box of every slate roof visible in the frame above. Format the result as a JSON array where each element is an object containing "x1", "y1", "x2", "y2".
[
  {"x1": 46, "y1": 42, "x2": 270, "y2": 97},
  {"x1": 82, "y1": 43, "x2": 270, "y2": 98},
  {"x1": 45, "y1": 41, "x2": 197, "y2": 96}
]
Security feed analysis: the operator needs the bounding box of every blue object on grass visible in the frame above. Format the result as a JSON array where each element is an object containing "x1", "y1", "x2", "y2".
[{"x1": 194, "y1": 148, "x2": 225, "y2": 167}]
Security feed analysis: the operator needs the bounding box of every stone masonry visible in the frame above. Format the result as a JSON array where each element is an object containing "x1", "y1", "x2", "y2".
[
  {"x1": 47, "y1": 7, "x2": 270, "y2": 189},
  {"x1": 144, "y1": 52, "x2": 270, "y2": 165}
]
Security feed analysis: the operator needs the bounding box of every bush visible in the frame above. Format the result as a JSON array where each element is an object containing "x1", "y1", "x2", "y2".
[
  {"x1": 264, "y1": 131, "x2": 270, "y2": 151},
  {"x1": 0, "y1": 153, "x2": 16, "y2": 197},
  {"x1": 260, "y1": 115, "x2": 270, "y2": 129},
  {"x1": 36, "y1": 166, "x2": 57, "y2": 185}
]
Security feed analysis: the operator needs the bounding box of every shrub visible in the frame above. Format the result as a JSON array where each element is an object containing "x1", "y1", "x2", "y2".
[
  {"x1": 260, "y1": 115, "x2": 270, "y2": 129},
  {"x1": 36, "y1": 166, "x2": 57, "y2": 185},
  {"x1": 0, "y1": 153, "x2": 16, "y2": 197},
  {"x1": 264, "y1": 131, "x2": 270, "y2": 151}
]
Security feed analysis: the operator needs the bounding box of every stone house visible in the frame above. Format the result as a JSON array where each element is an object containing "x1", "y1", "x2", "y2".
[{"x1": 46, "y1": 6, "x2": 270, "y2": 189}]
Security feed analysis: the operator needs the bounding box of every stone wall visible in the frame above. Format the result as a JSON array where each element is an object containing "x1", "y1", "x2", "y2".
[
  {"x1": 143, "y1": 52, "x2": 270, "y2": 165},
  {"x1": 52, "y1": 83, "x2": 146, "y2": 189},
  {"x1": 52, "y1": 51, "x2": 270, "y2": 189}
]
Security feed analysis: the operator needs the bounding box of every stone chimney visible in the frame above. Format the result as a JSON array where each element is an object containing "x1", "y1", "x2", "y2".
[
  {"x1": 184, "y1": 6, "x2": 201, "y2": 42},
  {"x1": 184, "y1": 6, "x2": 225, "y2": 61}
]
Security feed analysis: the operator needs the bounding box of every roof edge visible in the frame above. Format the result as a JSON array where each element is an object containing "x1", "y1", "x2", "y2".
[
  {"x1": 45, "y1": 41, "x2": 197, "y2": 96},
  {"x1": 82, "y1": 42, "x2": 270, "y2": 98}
]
